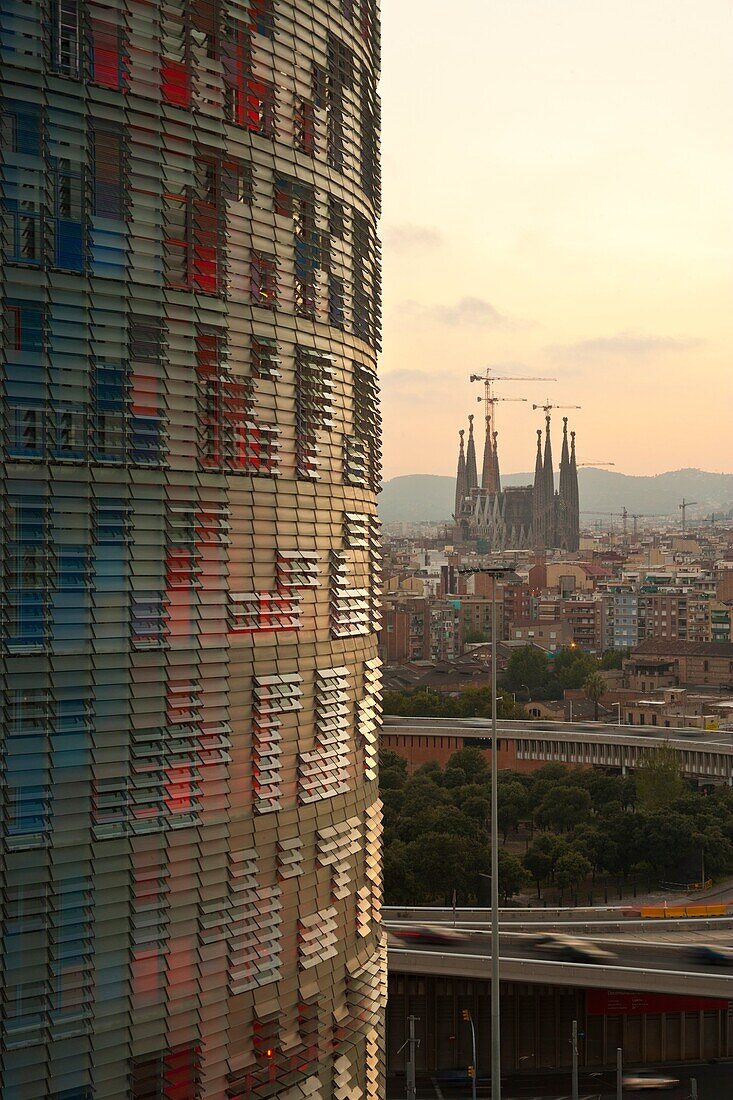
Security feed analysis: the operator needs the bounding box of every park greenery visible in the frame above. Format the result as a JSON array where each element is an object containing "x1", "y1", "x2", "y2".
[
  {"x1": 380, "y1": 745, "x2": 733, "y2": 906},
  {"x1": 501, "y1": 645, "x2": 626, "y2": 702},
  {"x1": 385, "y1": 646, "x2": 629, "y2": 714},
  {"x1": 382, "y1": 685, "x2": 525, "y2": 720}
]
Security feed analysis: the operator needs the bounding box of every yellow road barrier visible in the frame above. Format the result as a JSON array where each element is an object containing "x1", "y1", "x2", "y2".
[{"x1": 640, "y1": 903, "x2": 728, "y2": 918}]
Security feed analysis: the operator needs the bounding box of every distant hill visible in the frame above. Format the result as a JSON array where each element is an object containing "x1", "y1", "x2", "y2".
[{"x1": 379, "y1": 469, "x2": 733, "y2": 524}]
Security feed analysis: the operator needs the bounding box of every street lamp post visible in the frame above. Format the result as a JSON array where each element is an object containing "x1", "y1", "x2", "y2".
[
  {"x1": 461, "y1": 1009, "x2": 478, "y2": 1100},
  {"x1": 459, "y1": 563, "x2": 512, "y2": 1100}
]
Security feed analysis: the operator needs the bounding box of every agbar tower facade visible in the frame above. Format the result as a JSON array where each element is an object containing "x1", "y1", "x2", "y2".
[{"x1": 0, "y1": 0, "x2": 384, "y2": 1096}]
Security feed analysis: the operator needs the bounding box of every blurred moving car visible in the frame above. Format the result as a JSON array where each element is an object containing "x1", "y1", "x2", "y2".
[
  {"x1": 389, "y1": 924, "x2": 467, "y2": 946},
  {"x1": 530, "y1": 932, "x2": 616, "y2": 963},
  {"x1": 622, "y1": 1070, "x2": 679, "y2": 1090},
  {"x1": 688, "y1": 944, "x2": 733, "y2": 967}
]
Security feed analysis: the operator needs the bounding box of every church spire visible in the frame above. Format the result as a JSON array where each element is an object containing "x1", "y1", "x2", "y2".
[
  {"x1": 543, "y1": 415, "x2": 554, "y2": 485},
  {"x1": 557, "y1": 417, "x2": 571, "y2": 549},
  {"x1": 532, "y1": 428, "x2": 545, "y2": 548},
  {"x1": 543, "y1": 415, "x2": 555, "y2": 546},
  {"x1": 454, "y1": 428, "x2": 466, "y2": 518},
  {"x1": 481, "y1": 415, "x2": 496, "y2": 491},
  {"x1": 492, "y1": 430, "x2": 501, "y2": 493},
  {"x1": 465, "y1": 414, "x2": 478, "y2": 493},
  {"x1": 559, "y1": 417, "x2": 570, "y2": 481},
  {"x1": 568, "y1": 428, "x2": 580, "y2": 551}
]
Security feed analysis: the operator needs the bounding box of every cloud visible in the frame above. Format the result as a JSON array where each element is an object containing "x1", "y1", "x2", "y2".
[
  {"x1": 397, "y1": 295, "x2": 513, "y2": 328},
  {"x1": 548, "y1": 332, "x2": 705, "y2": 363},
  {"x1": 380, "y1": 368, "x2": 459, "y2": 405},
  {"x1": 383, "y1": 223, "x2": 443, "y2": 250}
]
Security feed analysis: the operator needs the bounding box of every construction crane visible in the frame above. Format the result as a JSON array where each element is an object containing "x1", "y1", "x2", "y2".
[
  {"x1": 628, "y1": 513, "x2": 644, "y2": 541},
  {"x1": 470, "y1": 371, "x2": 556, "y2": 431},
  {"x1": 679, "y1": 498, "x2": 698, "y2": 534},
  {"x1": 583, "y1": 508, "x2": 668, "y2": 541},
  {"x1": 580, "y1": 510, "x2": 624, "y2": 536},
  {"x1": 532, "y1": 400, "x2": 582, "y2": 416},
  {"x1": 627, "y1": 511, "x2": 668, "y2": 541},
  {"x1": 474, "y1": 394, "x2": 528, "y2": 412},
  {"x1": 473, "y1": 394, "x2": 528, "y2": 449},
  {"x1": 577, "y1": 462, "x2": 615, "y2": 468}
]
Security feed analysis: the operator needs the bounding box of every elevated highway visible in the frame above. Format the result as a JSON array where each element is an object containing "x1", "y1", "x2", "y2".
[
  {"x1": 385, "y1": 922, "x2": 733, "y2": 1077},
  {"x1": 382, "y1": 715, "x2": 733, "y2": 782},
  {"x1": 388, "y1": 930, "x2": 733, "y2": 998}
]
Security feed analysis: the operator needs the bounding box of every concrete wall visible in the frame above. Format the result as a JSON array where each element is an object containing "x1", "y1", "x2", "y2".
[{"x1": 387, "y1": 974, "x2": 732, "y2": 1075}]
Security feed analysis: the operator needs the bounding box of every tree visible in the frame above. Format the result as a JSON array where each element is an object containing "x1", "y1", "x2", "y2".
[
  {"x1": 382, "y1": 690, "x2": 408, "y2": 716},
  {"x1": 601, "y1": 810, "x2": 643, "y2": 877},
  {"x1": 406, "y1": 831, "x2": 490, "y2": 903},
  {"x1": 503, "y1": 646, "x2": 551, "y2": 699},
  {"x1": 383, "y1": 840, "x2": 418, "y2": 905},
  {"x1": 462, "y1": 794, "x2": 491, "y2": 824},
  {"x1": 414, "y1": 760, "x2": 442, "y2": 781},
  {"x1": 497, "y1": 780, "x2": 529, "y2": 841},
  {"x1": 381, "y1": 685, "x2": 525, "y2": 721},
  {"x1": 580, "y1": 771, "x2": 626, "y2": 813},
  {"x1": 638, "y1": 812, "x2": 698, "y2": 879},
  {"x1": 554, "y1": 850, "x2": 592, "y2": 898},
  {"x1": 408, "y1": 689, "x2": 451, "y2": 717},
  {"x1": 636, "y1": 742, "x2": 686, "y2": 811},
  {"x1": 554, "y1": 647, "x2": 599, "y2": 690},
  {"x1": 379, "y1": 751, "x2": 408, "y2": 790},
  {"x1": 572, "y1": 824, "x2": 615, "y2": 880},
  {"x1": 498, "y1": 850, "x2": 530, "y2": 903},
  {"x1": 379, "y1": 743, "x2": 733, "y2": 909},
  {"x1": 601, "y1": 648, "x2": 628, "y2": 670},
  {"x1": 583, "y1": 671, "x2": 606, "y2": 720},
  {"x1": 535, "y1": 785, "x2": 592, "y2": 832},
  {"x1": 524, "y1": 834, "x2": 568, "y2": 896},
  {"x1": 445, "y1": 747, "x2": 490, "y2": 784}
]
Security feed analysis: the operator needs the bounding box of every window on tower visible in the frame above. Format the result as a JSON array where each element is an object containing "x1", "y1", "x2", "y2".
[
  {"x1": 91, "y1": 125, "x2": 124, "y2": 219},
  {"x1": 129, "y1": 316, "x2": 164, "y2": 465},
  {"x1": 89, "y1": 10, "x2": 125, "y2": 89},
  {"x1": 250, "y1": 252, "x2": 278, "y2": 309},
  {"x1": 52, "y1": 0, "x2": 82, "y2": 78}
]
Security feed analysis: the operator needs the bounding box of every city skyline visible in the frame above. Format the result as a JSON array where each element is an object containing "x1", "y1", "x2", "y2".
[{"x1": 379, "y1": 0, "x2": 733, "y2": 481}]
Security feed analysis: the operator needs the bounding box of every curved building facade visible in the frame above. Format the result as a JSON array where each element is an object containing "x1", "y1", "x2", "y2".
[{"x1": 0, "y1": 1, "x2": 384, "y2": 1097}]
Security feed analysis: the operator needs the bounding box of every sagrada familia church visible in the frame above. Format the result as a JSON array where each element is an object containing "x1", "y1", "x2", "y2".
[{"x1": 453, "y1": 412, "x2": 580, "y2": 552}]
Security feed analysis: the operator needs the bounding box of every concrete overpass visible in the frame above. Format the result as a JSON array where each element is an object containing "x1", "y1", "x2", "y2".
[
  {"x1": 387, "y1": 930, "x2": 733, "y2": 998},
  {"x1": 385, "y1": 929, "x2": 733, "y2": 1079},
  {"x1": 382, "y1": 715, "x2": 733, "y2": 782}
]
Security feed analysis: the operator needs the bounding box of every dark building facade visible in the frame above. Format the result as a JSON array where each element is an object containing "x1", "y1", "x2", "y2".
[
  {"x1": 0, "y1": 1, "x2": 385, "y2": 1097},
  {"x1": 453, "y1": 413, "x2": 579, "y2": 553}
]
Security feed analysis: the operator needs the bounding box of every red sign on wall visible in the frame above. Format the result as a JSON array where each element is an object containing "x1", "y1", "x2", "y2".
[{"x1": 586, "y1": 989, "x2": 730, "y2": 1016}]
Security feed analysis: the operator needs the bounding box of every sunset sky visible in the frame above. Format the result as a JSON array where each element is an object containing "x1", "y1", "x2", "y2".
[{"x1": 379, "y1": 0, "x2": 733, "y2": 481}]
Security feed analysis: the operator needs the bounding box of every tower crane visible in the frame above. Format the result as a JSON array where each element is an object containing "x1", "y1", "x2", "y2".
[
  {"x1": 474, "y1": 394, "x2": 528, "y2": 411},
  {"x1": 470, "y1": 370, "x2": 556, "y2": 431},
  {"x1": 627, "y1": 512, "x2": 667, "y2": 540},
  {"x1": 532, "y1": 400, "x2": 582, "y2": 416},
  {"x1": 580, "y1": 510, "x2": 624, "y2": 536},
  {"x1": 474, "y1": 394, "x2": 528, "y2": 435},
  {"x1": 583, "y1": 508, "x2": 668, "y2": 541},
  {"x1": 577, "y1": 462, "x2": 615, "y2": 468},
  {"x1": 679, "y1": 498, "x2": 698, "y2": 535}
]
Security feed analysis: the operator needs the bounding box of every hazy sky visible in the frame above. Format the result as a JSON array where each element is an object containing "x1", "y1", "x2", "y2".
[{"x1": 379, "y1": 0, "x2": 733, "y2": 481}]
